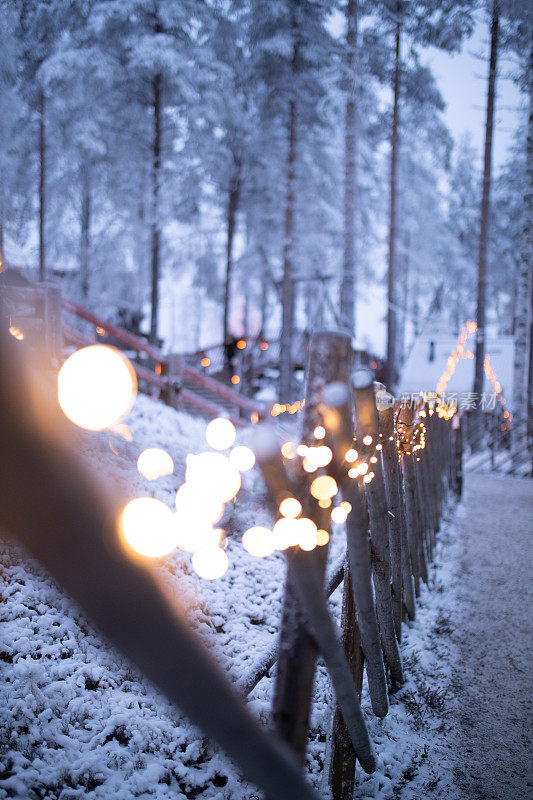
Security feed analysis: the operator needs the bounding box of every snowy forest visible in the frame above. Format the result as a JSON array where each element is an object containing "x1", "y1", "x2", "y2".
[
  {"x1": 0, "y1": 2, "x2": 532, "y2": 800},
  {"x1": 0, "y1": 0, "x2": 531, "y2": 397}
]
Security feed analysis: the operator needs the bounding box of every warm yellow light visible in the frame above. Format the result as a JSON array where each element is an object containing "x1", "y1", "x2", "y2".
[
  {"x1": 175, "y1": 483, "x2": 224, "y2": 525},
  {"x1": 297, "y1": 517, "x2": 318, "y2": 551},
  {"x1": 273, "y1": 517, "x2": 300, "y2": 550},
  {"x1": 192, "y1": 546, "x2": 229, "y2": 579},
  {"x1": 331, "y1": 506, "x2": 348, "y2": 524},
  {"x1": 358, "y1": 463, "x2": 368, "y2": 475},
  {"x1": 229, "y1": 445, "x2": 255, "y2": 471},
  {"x1": 364, "y1": 472, "x2": 374, "y2": 483},
  {"x1": 363, "y1": 435, "x2": 372, "y2": 446},
  {"x1": 302, "y1": 457, "x2": 318, "y2": 473},
  {"x1": 345, "y1": 448, "x2": 358, "y2": 463},
  {"x1": 341, "y1": 501, "x2": 352, "y2": 513},
  {"x1": 376, "y1": 444, "x2": 382, "y2": 451},
  {"x1": 260, "y1": 341, "x2": 269, "y2": 351},
  {"x1": 281, "y1": 441, "x2": 296, "y2": 459},
  {"x1": 231, "y1": 375, "x2": 240, "y2": 385},
  {"x1": 9, "y1": 324, "x2": 24, "y2": 341},
  {"x1": 121, "y1": 497, "x2": 178, "y2": 557},
  {"x1": 318, "y1": 497, "x2": 332, "y2": 509},
  {"x1": 201, "y1": 357, "x2": 211, "y2": 367},
  {"x1": 310, "y1": 475, "x2": 338, "y2": 500},
  {"x1": 297, "y1": 444, "x2": 309, "y2": 457},
  {"x1": 314, "y1": 425, "x2": 326, "y2": 440},
  {"x1": 279, "y1": 497, "x2": 302, "y2": 518},
  {"x1": 137, "y1": 448, "x2": 174, "y2": 480},
  {"x1": 236, "y1": 339, "x2": 246, "y2": 349},
  {"x1": 316, "y1": 529, "x2": 330, "y2": 546},
  {"x1": 242, "y1": 526, "x2": 275, "y2": 557},
  {"x1": 205, "y1": 417, "x2": 236, "y2": 450},
  {"x1": 370, "y1": 456, "x2": 377, "y2": 463},
  {"x1": 348, "y1": 467, "x2": 358, "y2": 478},
  {"x1": 186, "y1": 452, "x2": 241, "y2": 503},
  {"x1": 173, "y1": 514, "x2": 219, "y2": 552},
  {"x1": 58, "y1": 345, "x2": 137, "y2": 431}
]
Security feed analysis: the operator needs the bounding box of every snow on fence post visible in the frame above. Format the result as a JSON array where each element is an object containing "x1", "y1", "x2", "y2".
[
  {"x1": 352, "y1": 372, "x2": 404, "y2": 685},
  {"x1": 320, "y1": 380, "x2": 386, "y2": 799},
  {"x1": 377, "y1": 398, "x2": 409, "y2": 640},
  {"x1": 397, "y1": 402, "x2": 421, "y2": 597},
  {"x1": 271, "y1": 331, "x2": 354, "y2": 759}
]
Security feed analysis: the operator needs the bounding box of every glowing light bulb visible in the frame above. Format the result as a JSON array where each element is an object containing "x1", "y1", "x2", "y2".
[
  {"x1": 201, "y1": 357, "x2": 210, "y2": 367},
  {"x1": 192, "y1": 546, "x2": 229, "y2": 579},
  {"x1": 58, "y1": 345, "x2": 137, "y2": 431},
  {"x1": 231, "y1": 375, "x2": 240, "y2": 385},
  {"x1": 316, "y1": 530, "x2": 329, "y2": 546},
  {"x1": 273, "y1": 517, "x2": 300, "y2": 550},
  {"x1": 310, "y1": 475, "x2": 338, "y2": 500},
  {"x1": 341, "y1": 501, "x2": 352, "y2": 513},
  {"x1": 363, "y1": 435, "x2": 372, "y2": 446},
  {"x1": 297, "y1": 444, "x2": 309, "y2": 457},
  {"x1": 358, "y1": 463, "x2": 368, "y2": 475},
  {"x1": 137, "y1": 448, "x2": 174, "y2": 480},
  {"x1": 186, "y1": 452, "x2": 241, "y2": 503},
  {"x1": 314, "y1": 425, "x2": 326, "y2": 440},
  {"x1": 229, "y1": 445, "x2": 256, "y2": 472},
  {"x1": 120, "y1": 497, "x2": 178, "y2": 557},
  {"x1": 376, "y1": 444, "x2": 382, "y2": 451},
  {"x1": 297, "y1": 517, "x2": 318, "y2": 551},
  {"x1": 364, "y1": 472, "x2": 374, "y2": 483},
  {"x1": 281, "y1": 441, "x2": 296, "y2": 459},
  {"x1": 242, "y1": 526, "x2": 275, "y2": 557},
  {"x1": 205, "y1": 418, "x2": 236, "y2": 450},
  {"x1": 348, "y1": 467, "x2": 358, "y2": 478},
  {"x1": 318, "y1": 497, "x2": 332, "y2": 509},
  {"x1": 345, "y1": 448, "x2": 358, "y2": 463},
  {"x1": 236, "y1": 339, "x2": 246, "y2": 349},
  {"x1": 279, "y1": 497, "x2": 302, "y2": 518},
  {"x1": 173, "y1": 514, "x2": 219, "y2": 552},
  {"x1": 175, "y1": 483, "x2": 224, "y2": 524},
  {"x1": 370, "y1": 456, "x2": 377, "y2": 464},
  {"x1": 331, "y1": 506, "x2": 348, "y2": 524}
]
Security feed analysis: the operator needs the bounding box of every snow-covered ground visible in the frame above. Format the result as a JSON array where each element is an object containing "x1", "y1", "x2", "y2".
[{"x1": 1, "y1": 395, "x2": 526, "y2": 799}]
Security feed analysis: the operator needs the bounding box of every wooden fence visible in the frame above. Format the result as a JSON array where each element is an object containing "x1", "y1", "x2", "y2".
[
  {"x1": 2, "y1": 287, "x2": 464, "y2": 799},
  {"x1": 242, "y1": 330, "x2": 463, "y2": 799}
]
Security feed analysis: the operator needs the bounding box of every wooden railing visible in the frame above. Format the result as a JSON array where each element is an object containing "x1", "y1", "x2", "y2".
[
  {"x1": 61, "y1": 297, "x2": 264, "y2": 424},
  {"x1": 240, "y1": 330, "x2": 463, "y2": 799}
]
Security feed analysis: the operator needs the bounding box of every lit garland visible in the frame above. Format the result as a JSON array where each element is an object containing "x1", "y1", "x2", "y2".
[{"x1": 436, "y1": 319, "x2": 477, "y2": 395}]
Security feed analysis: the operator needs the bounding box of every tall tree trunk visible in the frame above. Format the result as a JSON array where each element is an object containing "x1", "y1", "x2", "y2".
[
  {"x1": 279, "y1": 85, "x2": 298, "y2": 401},
  {"x1": 223, "y1": 159, "x2": 241, "y2": 369},
  {"x1": 513, "y1": 35, "x2": 533, "y2": 465},
  {"x1": 340, "y1": 0, "x2": 358, "y2": 338},
  {"x1": 79, "y1": 158, "x2": 91, "y2": 300},
  {"x1": 472, "y1": 1, "x2": 499, "y2": 450},
  {"x1": 149, "y1": 72, "x2": 162, "y2": 344},
  {"x1": 39, "y1": 89, "x2": 46, "y2": 283},
  {"x1": 385, "y1": 7, "x2": 402, "y2": 389}
]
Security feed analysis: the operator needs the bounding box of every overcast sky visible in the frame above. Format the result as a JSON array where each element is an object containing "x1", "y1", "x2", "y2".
[{"x1": 426, "y1": 10, "x2": 524, "y2": 171}]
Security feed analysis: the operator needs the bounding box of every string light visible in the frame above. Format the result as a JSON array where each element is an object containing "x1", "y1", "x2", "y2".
[
  {"x1": 186, "y1": 452, "x2": 241, "y2": 503},
  {"x1": 242, "y1": 526, "x2": 275, "y2": 557},
  {"x1": 279, "y1": 497, "x2": 302, "y2": 518},
  {"x1": 310, "y1": 475, "x2": 338, "y2": 500},
  {"x1": 205, "y1": 418, "x2": 236, "y2": 451},
  {"x1": 345, "y1": 448, "x2": 358, "y2": 463},
  {"x1": 137, "y1": 448, "x2": 174, "y2": 480},
  {"x1": 192, "y1": 545, "x2": 229, "y2": 579},
  {"x1": 229, "y1": 445, "x2": 256, "y2": 471},
  {"x1": 281, "y1": 441, "x2": 297, "y2": 459},
  {"x1": 201, "y1": 357, "x2": 210, "y2": 368},
  {"x1": 120, "y1": 498, "x2": 178, "y2": 558},
  {"x1": 58, "y1": 345, "x2": 137, "y2": 431},
  {"x1": 314, "y1": 425, "x2": 326, "y2": 440}
]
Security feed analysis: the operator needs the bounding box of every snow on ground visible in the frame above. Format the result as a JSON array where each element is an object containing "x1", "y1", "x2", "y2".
[{"x1": 0, "y1": 394, "x2": 487, "y2": 799}]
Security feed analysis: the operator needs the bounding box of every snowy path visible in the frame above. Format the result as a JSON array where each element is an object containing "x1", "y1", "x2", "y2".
[{"x1": 407, "y1": 473, "x2": 533, "y2": 800}]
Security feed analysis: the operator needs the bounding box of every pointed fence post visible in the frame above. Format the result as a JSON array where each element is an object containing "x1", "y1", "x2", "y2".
[
  {"x1": 352, "y1": 372, "x2": 403, "y2": 684},
  {"x1": 272, "y1": 331, "x2": 353, "y2": 758}
]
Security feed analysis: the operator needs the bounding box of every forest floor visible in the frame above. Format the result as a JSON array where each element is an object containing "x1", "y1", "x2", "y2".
[{"x1": 0, "y1": 397, "x2": 531, "y2": 799}]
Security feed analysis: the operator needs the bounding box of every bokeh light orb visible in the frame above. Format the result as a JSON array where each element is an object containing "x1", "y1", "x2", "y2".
[
  {"x1": 58, "y1": 345, "x2": 137, "y2": 431},
  {"x1": 242, "y1": 526, "x2": 275, "y2": 558},
  {"x1": 205, "y1": 418, "x2": 236, "y2": 450},
  {"x1": 120, "y1": 497, "x2": 178, "y2": 558},
  {"x1": 137, "y1": 448, "x2": 174, "y2": 480},
  {"x1": 192, "y1": 546, "x2": 229, "y2": 580},
  {"x1": 229, "y1": 445, "x2": 256, "y2": 472},
  {"x1": 186, "y1": 452, "x2": 241, "y2": 503}
]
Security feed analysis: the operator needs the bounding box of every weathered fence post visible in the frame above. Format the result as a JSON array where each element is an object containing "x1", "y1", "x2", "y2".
[
  {"x1": 160, "y1": 354, "x2": 183, "y2": 408},
  {"x1": 377, "y1": 397, "x2": 413, "y2": 638},
  {"x1": 272, "y1": 331, "x2": 353, "y2": 758},
  {"x1": 398, "y1": 402, "x2": 421, "y2": 597},
  {"x1": 352, "y1": 372, "x2": 403, "y2": 684}
]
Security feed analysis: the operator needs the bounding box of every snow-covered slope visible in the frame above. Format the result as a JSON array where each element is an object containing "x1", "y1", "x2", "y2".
[{"x1": 1, "y1": 396, "x2": 465, "y2": 799}]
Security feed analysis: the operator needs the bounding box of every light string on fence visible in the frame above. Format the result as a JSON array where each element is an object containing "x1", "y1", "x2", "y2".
[{"x1": 55, "y1": 343, "x2": 456, "y2": 581}]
